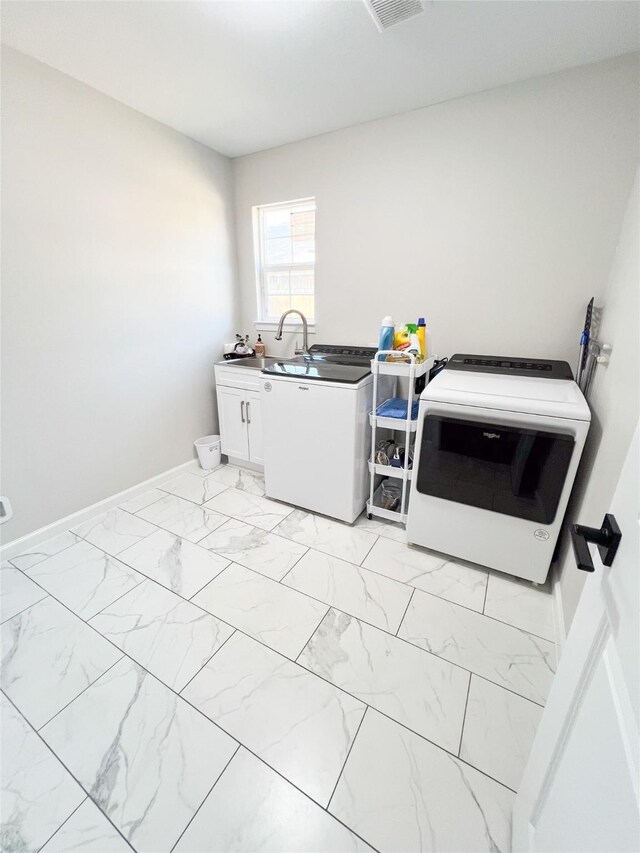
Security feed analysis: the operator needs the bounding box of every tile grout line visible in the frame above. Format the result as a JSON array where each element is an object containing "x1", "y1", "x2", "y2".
[
  {"x1": 187, "y1": 561, "x2": 233, "y2": 601},
  {"x1": 167, "y1": 743, "x2": 242, "y2": 853},
  {"x1": 396, "y1": 582, "x2": 557, "y2": 645},
  {"x1": 130, "y1": 506, "x2": 231, "y2": 549},
  {"x1": 32, "y1": 795, "x2": 89, "y2": 853},
  {"x1": 294, "y1": 605, "x2": 332, "y2": 663},
  {"x1": 4, "y1": 574, "x2": 138, "y2": 667},
  {"x1": 36, "y1": 655, "x2": 127, "y2": 733},
  {"x1": 272, "y1": 523, "x2": 380, "y2": 571},
  {"x1": 275, "y1": 544, "x2": 310, "y2": 585},
  {"x1": 178, "y1": 629, "x2": 238, "y2": 697},
  {"x1": 6, "y1": 534, "x2": 83, "y2": 574},
  {"x1": 395, "y1": 586, "x2": 415, "y2": 636},
  {"x1": 326, "y1": 706, "x2": 369, "y2": 812},
  {"x1": 482, "y1": 570, "x2": 490, "y2": 614},
  {"x1": 358, "y1": 533, "x2": 380, "y2": 567},
  {"x1": 86, "y1": 576, "x2": 148, "y2": 621},
  {"x1": 292, "y1": 647, "x2": 538, "y2": 778},
  {"x1": 0, "y1": 592, "x2": 49, "y2": 626},
  {"x1": 457, "y1": 672, "x2": 473, "y2": 758},
  {"x1": 1, "y1": 689, "x2": 137, "y2": 853}
]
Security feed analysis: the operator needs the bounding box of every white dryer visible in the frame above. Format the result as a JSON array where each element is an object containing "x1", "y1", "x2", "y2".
[{"x1": 406, "y1": 354, "x2": 591, "y2": 583}]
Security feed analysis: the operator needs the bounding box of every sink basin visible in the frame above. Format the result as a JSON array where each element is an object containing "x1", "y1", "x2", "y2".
[{"x1": 222, "y1": 356, "x2": 281, "y2": 370}]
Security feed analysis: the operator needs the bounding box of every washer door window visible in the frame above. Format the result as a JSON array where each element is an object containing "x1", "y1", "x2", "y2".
[{"x1": 416, "y1": 415, "x2": 575, "y2": 524}]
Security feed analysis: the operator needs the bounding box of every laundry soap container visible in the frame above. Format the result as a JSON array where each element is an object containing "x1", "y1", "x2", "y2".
[
  {"x1": 378, "y1": 316, "x2": 395, "y2": 357},
  {"x1": 194, "y1": 435, "x2": 222, "y2": 470}
]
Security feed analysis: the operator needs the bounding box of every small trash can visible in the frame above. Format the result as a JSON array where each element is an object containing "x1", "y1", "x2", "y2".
[{"x1": 194, "y1": 435, "x2": 222, "y2": 471}]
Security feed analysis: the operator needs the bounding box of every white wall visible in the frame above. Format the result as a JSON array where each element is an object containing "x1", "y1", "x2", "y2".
[
  {"x1": 556, "y1": 171, "x2": 639, "y2": 629},
  {"x1": 1, "y1": 48, "x2": 238, "y2": 542},
  {"x1": 233, "y1": 54, "x2": 639, "y2": 362}
]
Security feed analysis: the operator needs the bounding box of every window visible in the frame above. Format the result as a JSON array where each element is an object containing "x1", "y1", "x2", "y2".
[{"x1": 254, "y1": 198, "x2": 315, "y2": 323}]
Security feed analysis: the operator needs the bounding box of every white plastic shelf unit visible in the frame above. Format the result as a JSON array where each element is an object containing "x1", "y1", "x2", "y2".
[{"x1": 367, "y1": 351, "x2": 434, "y2": 524}]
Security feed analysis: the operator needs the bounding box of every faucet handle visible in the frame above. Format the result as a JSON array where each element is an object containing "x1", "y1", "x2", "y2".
[{"x1": 294, "y1": 339, "x2": 303, "y2": 356}]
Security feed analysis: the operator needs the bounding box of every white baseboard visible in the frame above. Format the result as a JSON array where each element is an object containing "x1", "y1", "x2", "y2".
[
  {"x1": 0, "y1": 459, "x2": 200, "y2": 561},
  {"x1": 551, "y1": 565, "x2": 567, "y2": 654}
]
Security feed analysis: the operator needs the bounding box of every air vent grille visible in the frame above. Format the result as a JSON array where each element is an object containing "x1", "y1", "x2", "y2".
[{"x1": 363, "y1": 0, "x2": 424, "y2": 31}]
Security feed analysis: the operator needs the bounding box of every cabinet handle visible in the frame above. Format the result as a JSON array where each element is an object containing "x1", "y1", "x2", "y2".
[
  {"x1": 240, "y1": 401, "x2": 245, "y2": 423},
  {"x1": 246, "y1": 402, "x2": 251, "y2": 425}
]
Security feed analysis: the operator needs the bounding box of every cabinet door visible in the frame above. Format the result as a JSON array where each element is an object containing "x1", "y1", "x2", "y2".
[
  {"x1": 246, "y1": 391, "x2": 264, "y2": 465},
  {"x1": 217, "y1": 385, "x2": 249, "y2": 461}
]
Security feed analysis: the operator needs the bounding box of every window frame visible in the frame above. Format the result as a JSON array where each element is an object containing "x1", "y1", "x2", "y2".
[{"x1": 253, "y1": 197, "x2": 316, "y2": 326}]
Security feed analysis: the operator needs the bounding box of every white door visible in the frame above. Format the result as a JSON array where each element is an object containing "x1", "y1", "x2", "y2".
[
  {"x1": 513, "y1": 422, "x2": 639, "y2": 852},
  {"x1": 217, "y1": 385, "x2": 248, "y2": 461},
  {"x1": 246, "y1": 391, "x2": 264, "y2": 465}
]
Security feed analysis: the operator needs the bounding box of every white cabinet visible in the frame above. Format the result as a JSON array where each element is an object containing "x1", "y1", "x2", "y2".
[
  {"x1": 246, "y1": 391, "x2": 263, "y2": 465},
  {"x1": 217, "y1": 385, "x2": 249, "y2": 460},
  {"x1": 214, "y1": 364, "x2": 264, "y2": 467}
]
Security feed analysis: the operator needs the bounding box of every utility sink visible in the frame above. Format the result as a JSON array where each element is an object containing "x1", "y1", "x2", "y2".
[{"x1": 222, "y1": 356, "x2": 282, "y2": 370}]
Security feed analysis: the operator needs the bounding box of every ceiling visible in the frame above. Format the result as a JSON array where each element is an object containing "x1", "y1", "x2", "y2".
[{"x1": 2, "y1": 1, "x2": 638, "y2": 158}]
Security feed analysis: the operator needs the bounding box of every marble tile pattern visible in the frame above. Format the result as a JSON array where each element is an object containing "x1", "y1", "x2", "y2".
[
  {"x1": 118, "y1": 529, "x2": 230, "y2": 599},
  {"x1": 193, "y1": 562, "x2": 328, "y2": 658},
  {"x1": 72, "y1": 508, "x2": 156, "y2": 556},
  {"x1": 353, "y1": 511, "x2": 408, "y2": 543},
  {"x1": 274, "y1": 509, "x2": 377, "y2": 565},
  {"x1": 198, "y1": 519, "x2": 307, "y2": 581},
  {"x1": 8, "y1": 531, "x2": 80, "y2": 571},
  {"x1": 299, "y1": 609, "x2": 469, "y2": 753},
  {"x1": 183, "y1": 632, "x2": 366, "y2": 807},
  {"x1": 1, "y1": 694, "x2": 84, "y2": 853},
  {"x1": 204, "y1": 487, "x2": 293, "y2": 531},
  {"x1": 330, "y1": 709, "x2": 514, "y2": 853},
  {"x1": 174, "y1": 748, "x2": 372, "y2": 853},
  {"x1": 1, "y1": 564, "x2": 47, "y2": 623},
  {"x1": 136, "y1": 493, "x2": 227, "y2": 543},
  {"x1": 119, "y1": 488, "x2": 166, "y2": 514},
  {"x1": 1, "y1": 462, "x2": 563, "y2": 853},
  {"x1": 460, "y1": 676, "x2": 543, "y2": 791},
  {"x1": 25, "y1": 540, "x2": 144, "y2": 620},
  {"x1": 206, "y1": 464, "x2": 266, "y2": 496},
  {"x1": 40, "y1": 799, "x2": 133, "y2": 853},
  {"x1": 160, "y1": 471, "x2": 229, "y2": 504},
  {"x1": 40, "y1": 657, "x2": 238, "y2": 853},
  {"x1": 283, "y1": 548, "x2": 413, "y2": 632},
  {"x1": 399, "y1": 590, "x2": 556, "y2": 704},
  {"x1": 1, "y1": 597, "x2": 121, "y2": 728},
  {"x1": 90, "y1": 579, "x2": 234, "y2": 691},
  {"x1": 363, "y1": 536, "x2": 489, "y2": 611},
  {"x1": 484, "y1": 573, "x2": 555, "y2": 642}
]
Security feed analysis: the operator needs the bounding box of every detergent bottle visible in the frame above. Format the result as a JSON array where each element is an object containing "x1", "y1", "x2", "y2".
[
  {"x1": 406, "y1": 324, "x2": 423, "y2": 362},
  {"x1": 417, "y1": 317, "x2": 427, "y2": 360},
  {"x1": 378, "y1": 316, "x2": 395, "y2": 358}
]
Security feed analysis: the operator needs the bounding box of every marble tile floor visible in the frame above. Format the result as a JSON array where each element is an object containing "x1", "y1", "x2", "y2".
[{"x1": 1, "y1": 463, "x2": 557, "y2": 853}]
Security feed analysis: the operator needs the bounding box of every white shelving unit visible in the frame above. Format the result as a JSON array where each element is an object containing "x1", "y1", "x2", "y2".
[{"x1": 367, "y1": 351, "x2": 434, "y2": 524}]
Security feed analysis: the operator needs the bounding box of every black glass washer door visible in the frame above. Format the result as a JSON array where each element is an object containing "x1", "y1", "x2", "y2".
[{"x1": 416, "y1": 414, "x2": 575, "y2": 524}]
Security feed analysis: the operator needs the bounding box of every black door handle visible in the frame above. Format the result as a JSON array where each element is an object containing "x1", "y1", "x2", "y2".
[{"x1": 571, "y1": 513, "x2": 621, "y2": 572}]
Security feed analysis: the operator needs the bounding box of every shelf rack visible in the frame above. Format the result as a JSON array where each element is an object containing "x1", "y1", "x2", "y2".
[{"x1": 367, "y1": 351, "x2": 434, "y2": 524}]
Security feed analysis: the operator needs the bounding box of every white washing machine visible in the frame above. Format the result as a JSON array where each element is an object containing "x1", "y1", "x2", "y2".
[{"x1": 407, "y1": 354, "x2": 591, "y2": 583}]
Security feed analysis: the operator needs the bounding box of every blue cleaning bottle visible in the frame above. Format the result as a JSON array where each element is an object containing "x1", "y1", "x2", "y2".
[{"x1": 378, "y1": 316, "x2": 395, "y2": 359}]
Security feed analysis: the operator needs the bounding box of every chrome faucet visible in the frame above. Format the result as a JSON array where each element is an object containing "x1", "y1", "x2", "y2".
[{"x1": 274, "y1": 309, "x2": 309, "y2": 356}]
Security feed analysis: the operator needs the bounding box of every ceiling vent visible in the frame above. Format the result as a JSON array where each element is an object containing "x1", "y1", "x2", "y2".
[{"x1": 363, "y1": 0, "x2": 425, "y2": 31}]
